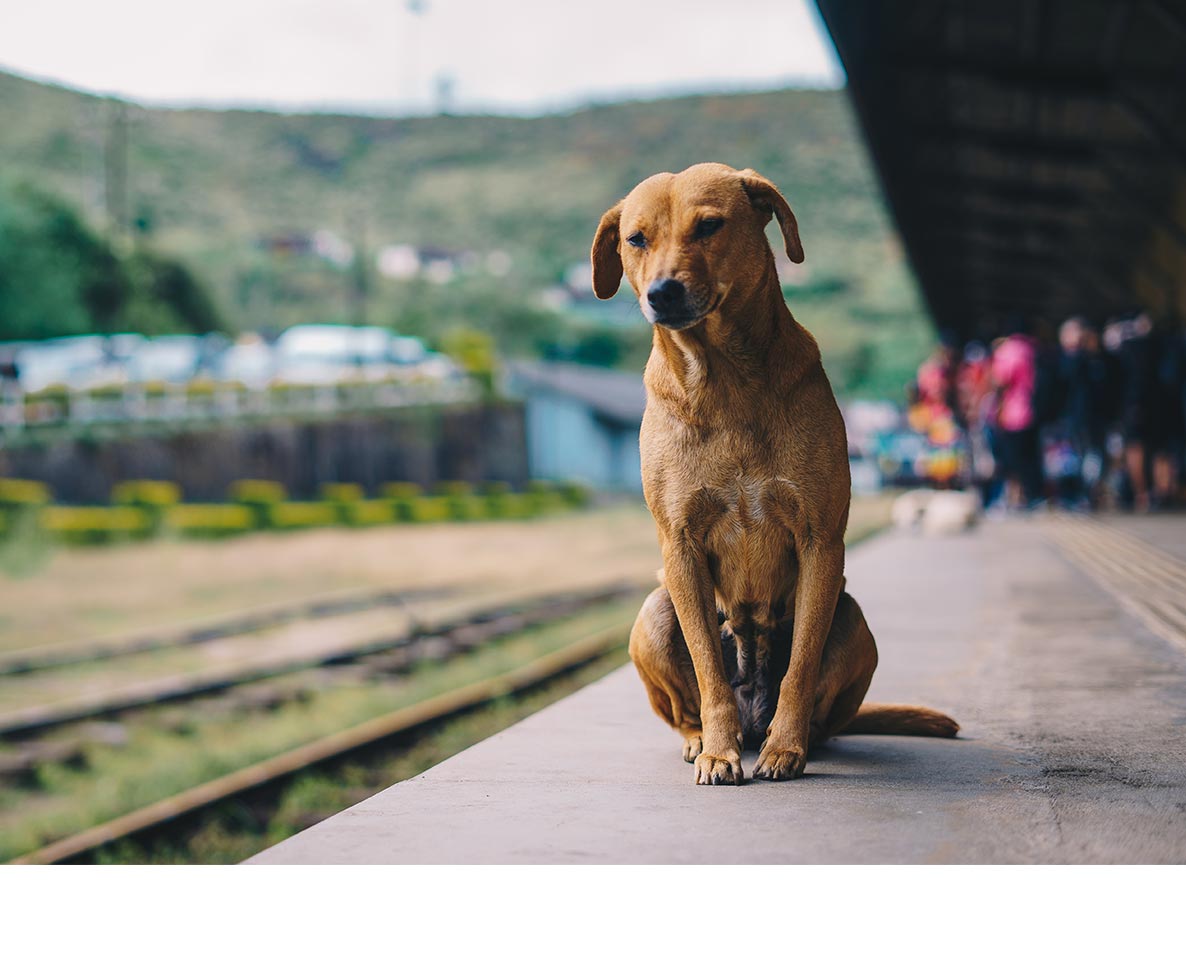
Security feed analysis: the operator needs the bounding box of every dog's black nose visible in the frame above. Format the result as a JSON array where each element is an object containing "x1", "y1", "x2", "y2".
[{"x1": 647, "y1": 278, "x2": 686, "y2": 316}]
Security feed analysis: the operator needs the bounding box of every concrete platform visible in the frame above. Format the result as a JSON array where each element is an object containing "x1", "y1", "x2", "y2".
[{"x1": 248, "y1": 515, "x2": 1186, "y2": 864}]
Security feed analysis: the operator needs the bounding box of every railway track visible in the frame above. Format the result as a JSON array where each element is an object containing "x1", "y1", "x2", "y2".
[
  {"x1": 0, "y1": 581, "x2": 647, "y2": 739},
  {"x1": 0, "y1": 584, "x2": 457, "y2": 677},
  {"x1": 9, "y1": 624, "x2": 631, "y2": 865}
]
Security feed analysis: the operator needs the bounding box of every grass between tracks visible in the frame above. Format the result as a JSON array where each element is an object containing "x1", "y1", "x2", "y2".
[
  {"x1": 0, "y1": 600, "x2": 636, "y2": 862},
  {"x1": 92, "y1": 648, "x2": 631, "y2": 864}
]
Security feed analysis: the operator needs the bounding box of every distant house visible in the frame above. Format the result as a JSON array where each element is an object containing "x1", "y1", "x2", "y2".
[
  {"x1": 375, "y1": 243, "x2": 496, "y2": 283},
  {"x1": 504, "y1": 361, "x2": 646, "y2": 492}
]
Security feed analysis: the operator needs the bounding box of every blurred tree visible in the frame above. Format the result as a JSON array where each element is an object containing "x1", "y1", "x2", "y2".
[
  {"x1": 540, "y1": 326, "x2": 652, "y2": 370},
  {"x1": 122, "y1": 250, "x2": 225, "y2": 335},
  {"x1": 441, "y1": 326, "x2": 496, "y2": 394},
  {"x1": 0, "y1": 182, "x2": 223, "y2": 340},
  {"x1": 0, "y1": 181, "x2": 125, "y2": 339}
]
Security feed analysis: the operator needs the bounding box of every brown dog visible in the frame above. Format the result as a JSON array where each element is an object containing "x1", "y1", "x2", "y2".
[{"x1": 591, "y1": 162, "x2": 958, "y2": 785}]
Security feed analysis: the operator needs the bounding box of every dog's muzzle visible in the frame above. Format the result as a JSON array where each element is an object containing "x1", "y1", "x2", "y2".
[{"x1": 644, "y1": 278, "x2": 707, "y2": 329}]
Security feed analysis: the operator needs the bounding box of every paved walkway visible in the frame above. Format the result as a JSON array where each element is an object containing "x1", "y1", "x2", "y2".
[{"x1": 248, "y1": 514, "x2": 1186, "y2": 864}]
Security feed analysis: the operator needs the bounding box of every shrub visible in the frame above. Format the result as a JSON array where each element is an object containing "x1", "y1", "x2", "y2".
[
  {"x1": 186, "y1": 377, "x2": 218, "y2": 397},
  {"x1": 112, "y1": 480, "x2": 181, "y2": 537},
  {"x1": 269, "y1": 501, "x2": 340, "y2": 530},
  {"x1": 480, "y1": 481, "x2": 513, "y2": 518},
  {"x1": 0, "y1": 479, "x2": 51, "y2": 508},
  {"x1": 166, "y1": 504, "x2": 254, "y2": 539},
  {"x1": 228, "y1": 479, "x2": 288, "y2": 504},
  {"x1": 345, "y1": 499, "x2": 397, "y2": 527},
  {"x1": 556, "y1": 480, "x2": 592, "y2": 508},
  {"x1": 111, "y1": 480, "x2": 181, "y2": 506},
  {"x1": 319, "y1": 482, "x2": 365, "y2": 525},
  {"x1": 382, "y1": 482, "x2": 423, "y2": 522},
  {"x1": 435, "y1": 481, "x2": 485, "y2": 521},
  {"x1": 0, "y1": 479, "x2": 51, "y2": 542},
  {"x1": 406, "y1": 496, "x2": 452, "y2": 523},
  {"x1": 22, "y1": 387, "x2": 70, "y2": 424},
  {"x1": 497, "y1": 493, "x2": 538, "y2": 520},
  {"x1": 229, "y1": 479, "x2": 288, "y2": 528},
  {"x1": 320, "y1": 483, "x2": 365, "y2": 504},
  {"x1": 525, "y1": 480, "x2": 565, "y2": 515},
  {"x1": 41, "y1": 506, "x2": 151, "y2": 545}
]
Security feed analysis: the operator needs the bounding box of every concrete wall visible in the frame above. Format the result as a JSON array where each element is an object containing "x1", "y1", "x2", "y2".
[{"x1": 0, "y1": 402, "x2": 528, "y2": 503}]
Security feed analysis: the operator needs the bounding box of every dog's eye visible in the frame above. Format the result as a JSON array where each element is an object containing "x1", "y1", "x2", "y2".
[
  {"x1": 693, "y1": 218, "x2": 724, "y2": 240},
  {"x1": 626, "y1": 231, "x2": 647, "y2": 249}
]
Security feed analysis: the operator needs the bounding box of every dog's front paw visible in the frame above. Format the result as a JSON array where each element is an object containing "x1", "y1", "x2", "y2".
[
  {"x1": 693, "y1": 749, "x2": 744, "y2": 785},
  {"x1": 682, "y1": 735, "x2": 702, "y2": 763},
  {"x1": 753, "y1": 741, "x2": 807, "y2": 780}
]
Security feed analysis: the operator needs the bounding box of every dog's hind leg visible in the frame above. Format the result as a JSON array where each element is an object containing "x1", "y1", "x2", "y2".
[
  {"x1": 629, "y1": 586, "x2": 706, "y2": 762},
  {"x1": 807, "y1": 590, "x2": 878, "y2": 745}
]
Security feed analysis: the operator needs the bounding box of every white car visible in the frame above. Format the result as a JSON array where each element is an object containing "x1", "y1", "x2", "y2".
[
  {"x1": 215, "y1": 341, "x2": 276, "y2": 389},
  {"x1": 15, "y1": 336, "x2": 110, "y2": 392},
  {"x1": 274, "y1": 324, "x2": 397, "y2": 385}
]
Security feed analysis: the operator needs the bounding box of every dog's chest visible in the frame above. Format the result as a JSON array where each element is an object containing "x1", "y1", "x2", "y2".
[{"x1": 702, "y1": 476, "x2": 798, "y2": 600}]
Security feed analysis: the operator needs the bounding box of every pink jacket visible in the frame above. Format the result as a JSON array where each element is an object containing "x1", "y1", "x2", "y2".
[{"x1": 991, "y1": 335, "x2": 1037, "y2": 432}]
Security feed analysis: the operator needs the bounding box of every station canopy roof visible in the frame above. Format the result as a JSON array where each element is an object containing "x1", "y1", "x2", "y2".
[{"x1": 815, "y1": 0, "x2": 1186, "y2": 340}]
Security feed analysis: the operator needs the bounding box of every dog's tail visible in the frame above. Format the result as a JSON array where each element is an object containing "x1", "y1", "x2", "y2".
[{"x1": 840, "y1": 703, "x2": 959, "y2": 738}]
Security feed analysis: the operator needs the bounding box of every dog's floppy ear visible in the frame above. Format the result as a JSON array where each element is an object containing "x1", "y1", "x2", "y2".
[
  {"x1": 590, "y1": 202, "x2": 623, "y2": 299},
  {"x1": 739, "y1": 169, "x2": 804, "y2": 264}
]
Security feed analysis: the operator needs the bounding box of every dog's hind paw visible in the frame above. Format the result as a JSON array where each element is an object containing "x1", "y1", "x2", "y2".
[
  {"x1": 753, "y1": 742, "x2": 807, "y2": 781},
  {"x1": 682, "y1": 735, "x2": 702, "y2": 762},
  {"x1": 693, "y1": 751, "x2": 744, "y2": 785}
]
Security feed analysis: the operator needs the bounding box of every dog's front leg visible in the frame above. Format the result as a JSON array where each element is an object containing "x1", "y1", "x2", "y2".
[
  {"x1": 663, "y1": 537, "x2": 743, "y2": 785},
  {"x1": 755, "y1": 539, "x2": 844, "y2": 780}
]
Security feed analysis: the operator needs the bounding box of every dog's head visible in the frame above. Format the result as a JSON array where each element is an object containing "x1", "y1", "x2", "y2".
[{"x1": 590, "y1": 162, "x2": 803, "y2": 331}]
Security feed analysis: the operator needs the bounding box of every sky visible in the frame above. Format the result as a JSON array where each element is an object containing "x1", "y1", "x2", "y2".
[{"x1": 0, "y1": 0, "x2": 843, "y2": 115}]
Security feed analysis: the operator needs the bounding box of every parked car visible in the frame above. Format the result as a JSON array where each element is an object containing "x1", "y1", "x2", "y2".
[
  {"x1": 127, "y1": 335, "x2": 227, "y2": 385},
  {"x1": 273, "y1": 324, "x2": 397, "y2": 385},
  {"x1": 15, "y1": 336, "x2": 112, "y2": 392},
  {"x1": 214, "y1": 338, "x2": 276, "y2": 389}
]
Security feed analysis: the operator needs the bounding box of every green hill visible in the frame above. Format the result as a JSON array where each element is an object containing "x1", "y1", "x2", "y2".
[{"x1": 0, "y1": 69, "x2": 932, "y2": 398}]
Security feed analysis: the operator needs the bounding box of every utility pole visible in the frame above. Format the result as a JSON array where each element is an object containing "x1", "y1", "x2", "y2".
[
  {"x1": 350, "y1": 210, "x2": 370, "y2": 326},
  {"x1": 404, "y1": 0, "x2": 428, "y2": 110},
  {"x1": 78, "y1": 101, "x2": 106, "y2": 222},
  {"x1": 104, "y1": 100, "x2": 130, "y2": 242}
]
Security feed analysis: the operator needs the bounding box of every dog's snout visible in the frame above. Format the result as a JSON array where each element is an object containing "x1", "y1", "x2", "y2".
[{"x1": 647, "y1": 278, "x2": 686, "y2": 316}]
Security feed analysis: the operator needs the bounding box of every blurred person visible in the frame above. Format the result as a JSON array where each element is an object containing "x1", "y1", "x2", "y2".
[
  {"x1": 911, "y1": 339, "x2": 964, "y2": 488},
  {"x1": 1177, "y1": 323, "x2": 1186, "y2": 498},
  {"x1": 915, "y1": 330, "x2": 960, "y2": 424},
  {"x1": 957, "y1": 341, "x2": 999, "y2": 506},
  {"x1": 1054, "y1": 316, "x2": 1111, "y2": 508},
  {"x1": 904, "y1": 380, "x2": 926, "y2": 433},
  {"x1": 1152, "y1": 321, "x2": 1185, "y2": 507},
  {"x1": 1107, "y1": 311, "x2": 1159, "y2": 510},
  {"x1": 1032, "y1": 314, "x2": 1064, "y2": 431},
  {"x1": 991, "y1": 315, "x2": 1044, "y2": 509}
]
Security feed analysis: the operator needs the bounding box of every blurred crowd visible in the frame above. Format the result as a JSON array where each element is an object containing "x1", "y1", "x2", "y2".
[{"x1": 907, "y1": 310, "x2": 1186, "y2": 513}]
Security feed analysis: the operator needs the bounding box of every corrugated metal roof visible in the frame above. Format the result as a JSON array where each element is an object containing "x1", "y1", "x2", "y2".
[
  {"x1": 815, "y1": 0, "x2": 1186, "y2": 337},
  {"x1": 505, "y1": 360, "x2": 646, "y2": 426}
]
